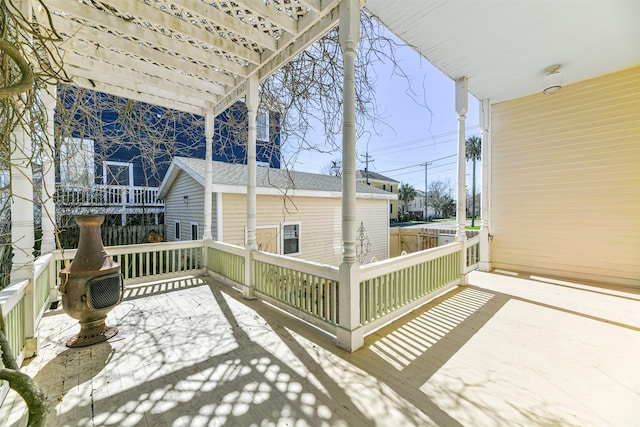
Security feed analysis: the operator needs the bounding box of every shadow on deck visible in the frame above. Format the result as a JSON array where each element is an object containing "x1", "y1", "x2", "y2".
[{"x1": 2, "y1": 271, "x2": 638, "y2": 426}]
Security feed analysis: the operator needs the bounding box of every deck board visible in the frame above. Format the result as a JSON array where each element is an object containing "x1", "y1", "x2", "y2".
[{"x1": 1, "y1": 271, "x2": 638, "y2": 426}]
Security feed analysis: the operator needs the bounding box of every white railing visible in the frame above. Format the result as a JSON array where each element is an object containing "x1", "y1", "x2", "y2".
[
  {"x1": 359, "y1": 242, "x2": 462, "y2": 334},
  {"x1": 253, "y1": 251, "x2": 339, "y2": 333},
  {"x1": 465, "y1": 234, "x2": 481, "y2": 273},
  {"x1": 1, "y1": 234, "x2": 478, "y2": 382},
  {"x1": 206, "y1": 241, "x2": 245, "y2": 285},
  {"x1": 54, "y1": 240, "x2": 204, "y2": 287},
  {"x1": 55, "y1": 184, "x2": 163, "y2": 208},
  {"x1": 0, "y1": 254, "x2": 55, "y2": 373}
]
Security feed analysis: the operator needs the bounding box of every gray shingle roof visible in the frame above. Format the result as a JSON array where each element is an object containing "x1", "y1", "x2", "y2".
[
  {"x1": 173, "y1": 157, "x2": 393, "y2": 196},
  {"x1": 355, "y1": 170, "x2": 399, "y2": 183}
]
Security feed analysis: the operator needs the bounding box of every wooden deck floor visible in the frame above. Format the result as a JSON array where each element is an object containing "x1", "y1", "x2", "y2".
[{"x1": 1, "y1": 271, "x2": 639, "y2": 426}]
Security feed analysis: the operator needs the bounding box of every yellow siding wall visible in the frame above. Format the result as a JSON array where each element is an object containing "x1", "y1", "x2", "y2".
[
  {"x1": 222, "y1": 193, "x2": 389, "y2": 266},
  {"x1": 491, "y1": 66, "x2": 640, "y2": 286},
  {"x1": 359, "y1": 179, "x2": 398, "y2": 221}
]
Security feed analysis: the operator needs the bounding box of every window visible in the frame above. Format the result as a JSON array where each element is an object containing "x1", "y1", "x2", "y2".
[
  {"x1": 390, "y1": 203, "x2": 393, "y2": 214},
  {"x1": 191, "y1": 222, "x2": 199, "y2": 240},
  {"x1": 389, "y1": 185, "x2": 393, "y2": 192},
  {"x1": 256, "y1": 110, "x2": 269, "y2": 141},
  {"x1": 103, "y1": 161, "x2": 132, "y2": 186},
  {"x1": 282, "y1": 223, "x2": 300, "y2": 255},
  {"x1": 382, "y1": 184, "x2": 386, "y2": 191},
  {"x1": 0, "y1": 170, "x2": 8, "y2": 188},
  {"x1": 175, "y1": 221, "x2": 181, "y2": 240},
  {"x1": 60, "y1": 138, "x2": 95, "y2": 186}
]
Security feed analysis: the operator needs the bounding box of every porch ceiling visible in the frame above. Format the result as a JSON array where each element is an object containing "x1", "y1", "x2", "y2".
[
  {"x1": 44, "y1": 0, "x2": 341, "y2": 115},
  {"x1": 365, "y1": 0, "x2": 640, "y2": 103}
]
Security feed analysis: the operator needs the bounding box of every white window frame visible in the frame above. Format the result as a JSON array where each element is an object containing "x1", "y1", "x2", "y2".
[
  {"x1": 190, "y1": 222, "x2": 199, "y2": 240},
  {"x1": 103, "y1": 160, "x2": 133, "y2": 186},
  {"x1": 60, "y1": 137, "x2": 95, "y2": 187},
  {"x1": 175, "y1": 220, "x2": 181, "y2": 240},
  {"x1": 281, "y1": 222, "x2": 301, "y2": 256},
  {"x1": 245, "y1": 225, "x2": 280, "y2": 252}
]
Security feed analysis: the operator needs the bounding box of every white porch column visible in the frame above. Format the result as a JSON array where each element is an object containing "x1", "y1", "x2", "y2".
[
  {"x1": 243, "y1": 75, "x2": 259, "y2": 299},
  {"x1": 10, "y1": 0, "x2": 35, "y2": 282},
  {"x1": 10, "y1": 114, "x2": 35, "y2": 282},
  {"x1": 455, "y1": 77, "x2": 468, "y2": 284},
  {"x1": 40, "y1": 86, "x2": 57, "y2": 254},
  {"x1": 337, "y1": 0, "x2": 363, "y2": 352},
  {"x1": 203, "y1": 110, "x2": 214, "y2": 240},
  {"x1": 479, "y1": 98, "x2": 492, "y2": 272}
]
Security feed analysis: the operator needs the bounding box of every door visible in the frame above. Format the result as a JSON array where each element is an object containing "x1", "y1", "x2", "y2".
[{"x1": 255, "y1": 227, "x2": 278, "y2": 253}]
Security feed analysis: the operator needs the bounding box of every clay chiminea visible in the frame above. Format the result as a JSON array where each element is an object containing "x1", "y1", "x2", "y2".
[{"x1": 59, "y1": 215, "x2": 123, "y2": 347}]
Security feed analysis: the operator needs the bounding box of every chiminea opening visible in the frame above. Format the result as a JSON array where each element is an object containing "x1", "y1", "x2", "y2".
[{"x1": 59, "y1": 215, "x2": 123, "y2": 347}]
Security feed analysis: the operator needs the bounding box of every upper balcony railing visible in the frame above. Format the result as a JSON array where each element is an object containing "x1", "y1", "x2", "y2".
[{"x1": 54, "y1": 184, "x2": 163, "y2": 209}]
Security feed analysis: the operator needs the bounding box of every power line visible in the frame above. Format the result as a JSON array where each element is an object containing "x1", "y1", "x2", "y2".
[
  {"x1": 370, "y1": 124, "x2": 479, "y2": 154},
  {"x1": 376, "y1": 153, "x2": 456, "y2": 175}
]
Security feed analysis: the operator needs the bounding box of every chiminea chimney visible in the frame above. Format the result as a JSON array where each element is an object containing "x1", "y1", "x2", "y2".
[{"x1": 59, "y1": 215, "x2": 123, "y2": 347}]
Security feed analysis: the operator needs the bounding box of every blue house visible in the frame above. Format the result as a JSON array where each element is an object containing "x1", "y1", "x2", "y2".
[{"x1": 55, "y1": 84, "x2": 281, "y2": 227}]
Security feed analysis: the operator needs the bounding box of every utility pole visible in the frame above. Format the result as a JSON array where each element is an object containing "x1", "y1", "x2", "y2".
[
  {"x1": 422, "y1": 161, "x2": 432, "y2": 221},
  {"x1": 362, "y1": 151, "x2": 373, "y2": 184}
]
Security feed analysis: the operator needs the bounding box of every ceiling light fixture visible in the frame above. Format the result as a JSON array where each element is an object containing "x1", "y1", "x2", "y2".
[{"x1": 543, "y1": 64, "x2": 563, "y2": 95}]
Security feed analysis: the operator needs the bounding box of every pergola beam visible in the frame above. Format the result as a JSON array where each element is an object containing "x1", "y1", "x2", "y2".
[
  {"x1": 52, "y1": 15, "x2": 237, "y2": 88},
  {"x1": 60, "y1": 42, "x2": 225, "y2": 96},
  {"x1": 164, "y1": 0, "x2": 279, "y2": 51},
  {"x1": 69, "y1": 77, "x2": 205, "y2": 115},
  {"x1": 63, "y1": 51, "x2": 219, "y2": 106},
  {"x1": 229, "y1": 0, "x2": 299, "y2": 34},
  {"x1": 46, "y1": 0, "x2": 248, "y2": 77},
  {"x1": 96, "y1": 0, "x2": 263, "y2": 65}
]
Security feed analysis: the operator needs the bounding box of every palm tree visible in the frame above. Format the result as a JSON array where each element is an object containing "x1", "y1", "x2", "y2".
[
  {"x1": 465, "y1": 136, "x2": 482, "y2": 227},
  {"x1": 398, "y1": 183, "x2": 417, "y2": 220}
]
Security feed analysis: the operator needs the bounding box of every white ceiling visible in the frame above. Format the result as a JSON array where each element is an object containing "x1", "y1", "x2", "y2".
[
  {"x1": 43, "y1": 0, "x2": 342, "y2": 115},
  {"x1": 365, "y1": 0, "x2": 640, "y2": 103}
]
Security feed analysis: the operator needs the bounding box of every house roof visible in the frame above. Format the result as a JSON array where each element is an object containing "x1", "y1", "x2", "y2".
[
  {"x1": 355, "y1": 170, "x2": 399, "y2": 183},
  {"x1": 366, "y1": 0, "x2": 640, "y2": 103},
  {"x1": 158, "y1": 157, "x2": 396, "y2": 200}
]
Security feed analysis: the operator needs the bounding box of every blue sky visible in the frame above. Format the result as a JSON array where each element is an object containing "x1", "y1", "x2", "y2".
[{"x1": 286, "y1": 31, "x2": 481, "y2": 194}]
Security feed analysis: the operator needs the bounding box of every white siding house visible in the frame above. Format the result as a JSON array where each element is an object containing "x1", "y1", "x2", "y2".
[{"x1": 158, "y1": 157, "x2": 395, "y2": 265}]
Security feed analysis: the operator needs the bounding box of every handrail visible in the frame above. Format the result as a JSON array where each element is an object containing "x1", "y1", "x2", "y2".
[
  {"x1": 360, "y1": 242, "x2": 459, "y2": 281},
  {"x1": 206, "y1": 240, "x2": 245, "y2": 257},
  {"x1": 253, "y1": 251, "x2": 339, "y2": 280},
  {"x1": 54, "y1": 240, "x2": 204, "y2": 261}
]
